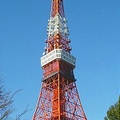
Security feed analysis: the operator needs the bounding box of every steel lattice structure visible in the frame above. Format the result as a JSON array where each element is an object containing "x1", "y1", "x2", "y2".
[{"x1": 32, "y1": 0, "x2": 87, "y2": 120}]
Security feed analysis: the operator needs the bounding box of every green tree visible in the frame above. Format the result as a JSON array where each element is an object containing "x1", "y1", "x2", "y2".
[{"x1": 104, "y1": 96, "x2": 120, "y2": 120}]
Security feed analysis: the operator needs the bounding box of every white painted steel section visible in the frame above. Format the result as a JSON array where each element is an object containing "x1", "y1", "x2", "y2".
[
  {"x1": 41, "y1": 49, "x2": 76, "y2": 67},
  {"x1": 47, "y1": 14, "x2": 69, "y2": 37}
]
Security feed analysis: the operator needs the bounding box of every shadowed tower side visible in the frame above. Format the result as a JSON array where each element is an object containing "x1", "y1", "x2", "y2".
[{"x1": 32, "y1": 0, "x2": 87, "y2": 119}]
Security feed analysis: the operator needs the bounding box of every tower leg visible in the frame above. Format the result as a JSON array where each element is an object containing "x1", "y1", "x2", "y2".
[{"x1": 32, "y1": 73, "x2": 87, "y2": 120}]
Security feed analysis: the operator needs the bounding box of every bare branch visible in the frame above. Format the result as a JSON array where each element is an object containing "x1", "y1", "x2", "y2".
[{"x1": 15, "y1": 105, "x2": 30, "y2": 120}]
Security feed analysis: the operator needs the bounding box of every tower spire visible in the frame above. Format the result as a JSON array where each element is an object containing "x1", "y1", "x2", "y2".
[
  {"x1": 46, "y1": 0, "x2": 70, "y2": 53},
  {"x1": 32, "y1": 0, "x2": 87, "y2": 120},
  {"x1": 51, "y1": 0, "x2": 65, "y2": 17}
]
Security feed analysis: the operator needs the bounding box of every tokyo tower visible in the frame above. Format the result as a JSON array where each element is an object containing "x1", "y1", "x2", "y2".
[{"x1": 32, "y1": 0, "x2": 87, "y2": 120}]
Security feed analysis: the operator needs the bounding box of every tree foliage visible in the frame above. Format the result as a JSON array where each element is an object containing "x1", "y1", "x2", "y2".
[
  {"x1": 104, "y1": 96, "x2": 120, "y2": 120},
  {"x1": 0, "y1": 79, "x2": 13, "y2": 120}
]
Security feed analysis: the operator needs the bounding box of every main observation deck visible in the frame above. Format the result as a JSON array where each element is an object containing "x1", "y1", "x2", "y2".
[{"x1": 41, "y1": 49, "x2": 76, "y2": 67}]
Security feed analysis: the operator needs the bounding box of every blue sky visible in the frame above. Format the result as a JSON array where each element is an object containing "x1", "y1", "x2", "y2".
[{"x1": 0, "y1": 0, "x2": 120, "y2": 119}]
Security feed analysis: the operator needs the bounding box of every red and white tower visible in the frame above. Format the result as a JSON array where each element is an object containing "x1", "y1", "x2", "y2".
[{"x1": 32, "y1": 0, "x2": 87, "y2": 120}]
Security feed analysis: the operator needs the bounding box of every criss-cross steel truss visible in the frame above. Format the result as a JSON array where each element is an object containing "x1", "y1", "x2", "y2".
[{"x1": 32, "y1": 0, "x2": 87, "y2": 120}]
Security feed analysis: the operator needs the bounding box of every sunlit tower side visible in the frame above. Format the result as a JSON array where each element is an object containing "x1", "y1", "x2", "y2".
[{"x1": 32, "y1": 0, "x2": 87, "y2": 120}]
